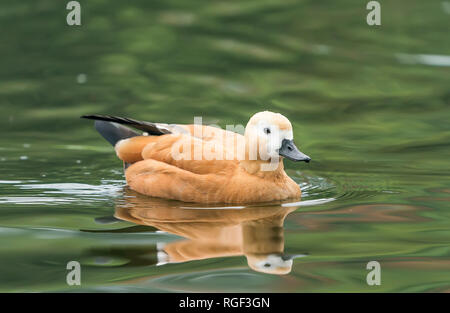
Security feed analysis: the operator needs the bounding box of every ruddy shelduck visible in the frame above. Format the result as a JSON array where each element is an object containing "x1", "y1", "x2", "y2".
[{"x1": 82, "y1": 111, "x2": 311, "y2": 204}]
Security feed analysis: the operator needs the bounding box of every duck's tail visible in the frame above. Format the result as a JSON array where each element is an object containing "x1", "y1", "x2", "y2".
[{"x1": 81, "y1": 114, "x2": 171, "y2": 146}]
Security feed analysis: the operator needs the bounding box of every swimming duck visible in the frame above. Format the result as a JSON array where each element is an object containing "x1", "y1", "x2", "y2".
[{"x1": 82, "y1": 111, "x2": 310, "y2": 204}]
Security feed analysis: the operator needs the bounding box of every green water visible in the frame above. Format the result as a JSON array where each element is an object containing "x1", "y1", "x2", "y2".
[{"x1": 1, "y1": 0, "x2": 449, "y2": 292}]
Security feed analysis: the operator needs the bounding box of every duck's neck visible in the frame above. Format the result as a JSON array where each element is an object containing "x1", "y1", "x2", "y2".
[
  {"x1": 239, "y1": 158, "x2": 285, "y2": 178},
  {"x1": 239, "y1": 135, "x2": 286, "y2": 178}
]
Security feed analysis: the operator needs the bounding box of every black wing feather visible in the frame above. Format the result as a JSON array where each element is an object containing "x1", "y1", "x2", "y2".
[{"x1": 81, "y1": 114, "x2": 171, "y2": 135}]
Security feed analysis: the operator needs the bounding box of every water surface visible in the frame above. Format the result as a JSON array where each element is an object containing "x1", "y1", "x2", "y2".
[{"x1": 0, "y1": 0, "x2": 449, "y2": 292}]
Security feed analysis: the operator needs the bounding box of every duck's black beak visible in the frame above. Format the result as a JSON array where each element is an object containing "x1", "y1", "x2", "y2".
[{"x1": 278, "y1": 139, "x2": 311, "y2": 162}]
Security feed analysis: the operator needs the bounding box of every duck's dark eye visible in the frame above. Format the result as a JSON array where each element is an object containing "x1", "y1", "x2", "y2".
[
  {"x1": 264, "y1": 127, "x2": 271, "y2": 134},
  {"x1": 263, "y1": 263, "x2": 271, "y2": 268}
]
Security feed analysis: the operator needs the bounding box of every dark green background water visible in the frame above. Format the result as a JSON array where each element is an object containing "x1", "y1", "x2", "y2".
[{"x1": 1, "y1": 0, "x2": 449, "y2": 292}]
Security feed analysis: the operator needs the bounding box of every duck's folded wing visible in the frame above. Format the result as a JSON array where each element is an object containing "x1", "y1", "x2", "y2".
[
  {"x1": 125, "y1": 158, "x2": 222, "y2": 203},
  {"x1": 115, "y1": 135, "x2": 160, "y2": 163},
  {"x1": 140, "y1": 133, "x2": 239, "y2": 175},
  {"x1": 114, "y1": 133, "x2": 238, "y2": 175}
]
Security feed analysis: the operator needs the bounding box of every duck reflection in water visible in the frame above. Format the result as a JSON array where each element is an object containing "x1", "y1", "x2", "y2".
[{"x1": 94, "y1": 189, "x2": 306, "y2": 275}]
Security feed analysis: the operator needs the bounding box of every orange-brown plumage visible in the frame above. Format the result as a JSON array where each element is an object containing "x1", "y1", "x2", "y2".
[{"x1": 85, "y1": 111, "x2": 310, "y2": 204}]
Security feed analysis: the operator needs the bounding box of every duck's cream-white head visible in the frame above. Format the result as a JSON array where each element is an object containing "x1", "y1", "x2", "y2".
[{"x1": 244, "y1": 111, "x2": 311, "y2": 163}]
